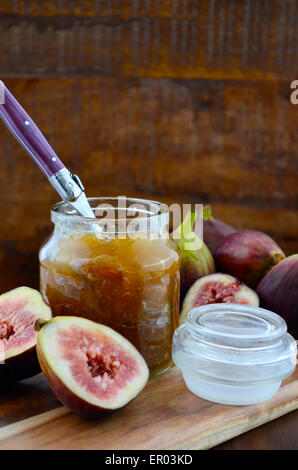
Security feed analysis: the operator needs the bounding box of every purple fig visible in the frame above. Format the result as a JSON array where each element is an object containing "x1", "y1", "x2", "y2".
[
  {"x1": 214, "y1": 230, "x2": 285, "y2": 288},
  {"x1": 202, "y1": 205, "x2": 236, "y2": 255},
  {"x1": 171, "y1": 211, "x2": 215, "y2": 304},
  {"x1": 257, "y1": 255, "x2": 298, "y2": 338},
  {"x1": 180, "y1": 273, "x2": 259, "y2": 324}
]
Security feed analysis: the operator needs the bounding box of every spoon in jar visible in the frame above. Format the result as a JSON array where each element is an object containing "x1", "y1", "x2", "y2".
[{"x1": 0, "y1": 81, "x2": 95, "y2": 218}]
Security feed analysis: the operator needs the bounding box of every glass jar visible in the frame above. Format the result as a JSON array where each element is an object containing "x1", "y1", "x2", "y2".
[
  {"x1": 173, "y1": 304, "x2": 297, "y2": 405},
  {"x1": 39, "y1": 197, "x2": 180, "y2": 375}
]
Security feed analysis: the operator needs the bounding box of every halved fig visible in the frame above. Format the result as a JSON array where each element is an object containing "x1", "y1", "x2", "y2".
[
  {"x1": 35, "y1": 316, "x2": 149, "y2": 418},
  {"x1": 180, "y1": 273, "x2": 259, "y2": 324},
  {"x1": 0, "y1": 287, "x2": 52, "y2": 383}
]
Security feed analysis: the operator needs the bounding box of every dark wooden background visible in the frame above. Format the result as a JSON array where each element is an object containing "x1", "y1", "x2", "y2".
[
  {"x1": 0, "y1": 0, "x2": 297, "y2": 451},
  {"x1": 0, "y1": 0, "x2": 297, "y2": 293}
]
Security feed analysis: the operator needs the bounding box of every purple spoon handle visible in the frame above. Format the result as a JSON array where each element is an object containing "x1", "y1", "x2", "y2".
[{"x1": 0, "y1": 81, "x2": 64, "y2": 178}]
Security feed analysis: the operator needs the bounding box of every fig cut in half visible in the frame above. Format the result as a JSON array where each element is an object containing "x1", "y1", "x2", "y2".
[
  {"x1": 36, "y1": 316, "x2": 149, "y2": 418},
  {"x1": 0, "y1": 287, "x2": 52, "y2": 383},
  {"x1": 180, "y1": 273, "x2": 259, "y2": 324}
]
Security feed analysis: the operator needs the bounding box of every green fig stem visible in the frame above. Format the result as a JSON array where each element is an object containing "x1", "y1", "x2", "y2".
[
  {"x1": 172, "y1": 210, "x2": 197, "y2": 241},
  {"x1": 261, "y1": 251, "x2": 285, "y2": 282},
  {"x1": 270, "y1": 251, "x2": 285, "y2": 267},
  {"x1": 184, "y1": 211, "x2": 197, "y2": 237},
  {"x1": 172, "y1": 210, "x2": 205, "y2": 252},
  {"x1": 34, "y1": 318, "x2": 50, "y2": 332},
  {"x1": 203, "y1": 205, "x2": 213, "y2": 221}
]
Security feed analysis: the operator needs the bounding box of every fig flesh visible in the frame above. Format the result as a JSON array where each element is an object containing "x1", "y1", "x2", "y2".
[
  {"x1": 36, "y1": 316, "x2": 149, "y2": 418},
  {"x1": 180, "y1": 273, "x2": 259, "y2": 324},
  {"x1": 0, "y1": 287, "x2": 52, "y2": 383},
  {"x1": 214, "y1": 230, "x2": 285, "y2": 288},
  {"x1": 203, "y1": 205, "x2": 236, "y2": 255},
  {"x1": 257, "y1": 254, "x2": 298, "y2": 339},
  {"x1": 172, "y1": 211, "x2": 215, "y2": 303}
]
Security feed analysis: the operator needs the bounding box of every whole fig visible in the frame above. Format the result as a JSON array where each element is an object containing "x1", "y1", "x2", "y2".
[
  {"x1": 171, "y1": 211, "x2": 215, "y2": 303},
  {"x1": 203, "y1": 205, "x2": 236, "y2": 255},
  {"x1": 257, "y1": 254, "x2": 298, "y2": 338},
  {"x1": 214, "y1": 230, "x2": 285, "y2": 288}
]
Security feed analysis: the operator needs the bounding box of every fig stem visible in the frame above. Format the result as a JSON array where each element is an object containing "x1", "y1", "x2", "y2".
[
  {"x1": 172, "y1": 210, "x2": 204, "y2": 252},
  {"x1": 173, "y1": 210, "x2": 197, "y2": 239},
  {"x1": 34, "y1": 318, "x2": 49, "y2": 331},
  {"x1": 271, "y1": 251, "x2": 285, "y2": 264},
  {"x1": 187, "y1": 211, "x2": 197, "y2": 236},
  {"x1": 265, "y1": 251, "x2": 285, "y2": 277},
  {"x1": 203, "y1": 205, "x2": 213, "y2": 221}
]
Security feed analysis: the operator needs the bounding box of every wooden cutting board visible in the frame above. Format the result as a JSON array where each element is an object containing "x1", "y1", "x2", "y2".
[{"x1": 0, "y1": 365, "x2": 297, "y2": 450}]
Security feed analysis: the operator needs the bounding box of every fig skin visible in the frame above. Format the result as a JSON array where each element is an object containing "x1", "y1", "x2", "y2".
[
  {"x1": 171, "y1": 211, "x2": 215, "y2": 303},
  {"x1": 180, "y1": 273, "x2": 259, "y2": 324},
  {"x1": 0, "y1": 346, "x2": 42, "y2": 384},
  {"x1": 36, "y1": 317, "x2": 149, "y2": 419},
  {"x1": 203, "y1": 205, "x2": 236, "y2": 255},
  {"x1": 257, "y1": 255, "x2": 298, "y2": 339},
  {"x1": 214, "y1": 230, "x2": 285, "y2": 288},
  {"x1": 0, "y1": 287, "x2": 52, "y2": 383},
  {"x1": 179, "y1": 254, "x2": 215, "y2": 305}
]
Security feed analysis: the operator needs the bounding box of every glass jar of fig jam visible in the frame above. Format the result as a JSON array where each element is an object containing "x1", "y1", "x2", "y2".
[{"x1": 39, "y1": 197, "x2": 180, "y2": 375}]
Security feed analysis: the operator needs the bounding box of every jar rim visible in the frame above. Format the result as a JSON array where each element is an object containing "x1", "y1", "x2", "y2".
[{"x1": 51, "y1": 196, "x2": 170, "y2": 235}]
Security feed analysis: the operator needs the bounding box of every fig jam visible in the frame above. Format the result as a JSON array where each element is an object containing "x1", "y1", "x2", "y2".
[{"x1": 40, "y1": 198, "x2": 180, "y2": 375}]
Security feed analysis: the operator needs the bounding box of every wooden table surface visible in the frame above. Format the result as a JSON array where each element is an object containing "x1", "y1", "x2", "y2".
[
  {"x1": 0, "y1": 370, "x2": 297, "y2": 450},
  {"x1": 214, "y1": 409, "x2": 298, "y2": 450}
]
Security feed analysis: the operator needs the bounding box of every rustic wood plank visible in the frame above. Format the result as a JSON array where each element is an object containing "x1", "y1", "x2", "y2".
[
  {"x1": 0, "y1": 0, "x2": 297, "y2": 78},
  {"x1": 0, "y1": 366, "x2": 296, "y2": 450},
  {"x1": 214, "y1": 409, "x2": 298, "y2": 450},
  {"x1": 0, "y1": 374, "x2": 61, "y2": 427},
  {"x1": 1, "y1": 78, "x2": 296, "y2": 210}
]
